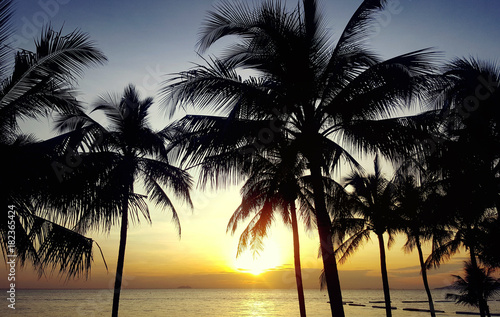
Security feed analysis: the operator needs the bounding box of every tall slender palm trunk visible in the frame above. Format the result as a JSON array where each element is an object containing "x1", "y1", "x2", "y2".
[
  {"x1": 112, "y1": 195, "x2": 130, "y2": 317},
  {"x1": 469, "y1": 246, "x2": 489, "y2": 317},
  {"x1": 416, "y1": 239, "x2": 436, "y2": 317},
  {"x1": 377, "y1": 233, "x2": 392, "y2": 317},
  {"x1": 309, "y1": 160, "x2": 345, "y2": 317},
  {"x1": 290, "y1": 203, "x2": 306, "y2": 317}
]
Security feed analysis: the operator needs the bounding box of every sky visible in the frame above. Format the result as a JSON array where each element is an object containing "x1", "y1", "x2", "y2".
[{"x1": 2, "y1": 0, "x2": 500, "y2": 291}]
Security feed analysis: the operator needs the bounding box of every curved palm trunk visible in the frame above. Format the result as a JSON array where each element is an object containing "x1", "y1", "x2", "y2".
[
  {"x1": 416, "y1": 238, "x2": 436, "y2": 317},
  {"x1": 290, "y1": 202, "x2": 307, "y2": 317},
  {"x1": 309, "y1": 161, "x2": 345, "y2": 317},
  {"x1": 377, "y1": 233, "x2": 392, "y2": 317},
  {"x1": 112, "y1": 194, "x2": 130, "y2": 317},
  {"x1": 469, "y1": 246, "x2": 488, "y2": 317}
]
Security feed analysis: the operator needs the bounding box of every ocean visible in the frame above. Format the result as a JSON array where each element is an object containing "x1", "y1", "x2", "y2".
[{"x1": 2, "y1": 288, "x2": 499, "y2": 316}]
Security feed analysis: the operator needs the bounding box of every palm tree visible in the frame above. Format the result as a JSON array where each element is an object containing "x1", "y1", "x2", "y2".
[
  {"x1": 227, "y1": 140, "x2": 313, "y2": 317},
  {"x1": 424, "y1": 184, "x2": 496, "y2": 317},
  {"x1": 426, "y1": 57, "x2": 500, "y2": 317},
  {"x1": 426, "y1": 213, "x2": 497, "y2": 317},
  {"x1": 0, "y1": 0, "x2": 108, "y2": 278},
  {"x1": 394, "y1": 169, "x2": 451, "y2": 317},
  {"x1": 446, "y1": 261, "x2": 500, "y2": 317},
  {"x1": 163, "y1": 1, "x2": 437, "y2": 315},
  {"x1": 334, "y1": 155, "x2": 398, "y2": 317},
  {"x1": 57, "y1": 85, "x2": 193, "y2": 317}
]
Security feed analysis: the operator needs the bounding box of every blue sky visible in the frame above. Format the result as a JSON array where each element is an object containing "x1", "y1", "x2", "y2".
[{"x1": 10, "y1": 0, "x2": 500, "y2": 128}]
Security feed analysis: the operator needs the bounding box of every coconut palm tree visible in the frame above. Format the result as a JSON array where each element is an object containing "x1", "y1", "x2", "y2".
[
  {"x1": 163, "y1": 1, "x2": 437, "y2": 315},
  {"x1": 425, "y1": 57, "x2": 500, "y2": 317},
  {"x1": 394, "y1": 169, "x2": 452, "y2": 317},
  {"x1": 433, "y1": 57, "x2": 499, "y2": 215},
  {"x1": 57, "y1": 85, "x2": 193, "y2": 317},
  {"x1": 446, "y1": 261, "x2": 500, "y2": 317},
  {"x1": 227, "y1": 139, "x2": 314, "y2": 317},
  {"x1": 424, "y1": 185, "x2": 496, "y2": 317},
  {"x1": 0, "y1": 0, "x2": 108, "y2": 277},
  {"x1": 334, "y1": 155, "x2": 399, "y2": 317},
  {"x1": 426, "y1": 212, "x2": 497, "y2": 317}
]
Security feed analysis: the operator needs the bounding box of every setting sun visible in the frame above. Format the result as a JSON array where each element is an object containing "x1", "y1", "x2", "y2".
[{"x1": 233, "y1": 239, "x2": 285, "y2": 275}]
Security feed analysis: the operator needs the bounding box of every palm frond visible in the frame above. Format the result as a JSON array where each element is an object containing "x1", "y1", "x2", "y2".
[
  {"x1": 165, "y1": 114, "x2": 284, "y2": 182},
  {"x1": 326, "y1": 49, "x2": 439, "y2": 123},
  {"x1": 197, "y1": 0, "x2": 257, "y2": 53},
  {"x1": 0, "y1": 202, "x2": 41, "y2": 270},
  {"x1": 0, "y1": 26, "x2": 106, "y2": 130},
  {"x1": 37, "y1": 218, "x2": 100, "y2": 280},
  {"x1": 425, "y1": 236, "x2": 461, "y2": 269},
  {"x1": 340, "y1": 110, "x2": 439, "y2": 160},
  {"x1": 0, "y1": 0, "x2": 14, "y2": 77},
  {"x1": 0, "y1": 201, "x2": 105, "y2": 280},
  {"x1": 235, "y1": 202, "x2": 275, "y2": 257},
  {"x1": 335, "y1": 0, "x2": 386, "y2": 52},
  {"x1": 335, "y1": 227, "x2": 371, "y2": 264}
]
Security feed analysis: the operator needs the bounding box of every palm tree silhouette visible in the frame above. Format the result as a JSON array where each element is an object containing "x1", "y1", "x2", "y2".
[
  {"x1": 426, "y1": 57, "x2": 500, "y2": 317},
  {"x1": 446, "y1": 261, "x2": 500, "y2": 317},
  {"x1": 227, "y1": 140, "x2": 312, "y2": 317},
  {"x1": 57, "y1": 85, "x2": 193, "y2": 317},
  {"x1": 394, "y1": 169, "x2": 451, "y2": 317},
  {"x1": 0, "y1": 0, "x2": 108, "y2": 278},
  {"x1": 431, "y1": 57, "x2": 499, "y2": 212},
  {"x1": 335, "y1": 155, "x2": 398, "y2": 317},
  {"x1": 426, "y1": 212, "x2": 497, "y2": 317},
  {"x1": 163, "y1": 1, "x2": 436, "y2": 315}
]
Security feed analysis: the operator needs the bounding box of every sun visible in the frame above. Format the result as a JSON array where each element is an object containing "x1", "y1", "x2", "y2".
[{"x1": 233, "y1": 239, "x2": 284, "y2": 276}]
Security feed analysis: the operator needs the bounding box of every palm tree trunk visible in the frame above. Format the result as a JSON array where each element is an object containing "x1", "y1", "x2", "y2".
[
  {"x1": 112, "y1": 194, "x2": 129, "y2": 317},
  {"x1": 290, "y1": 202, "x2": 307, "y2": 317},
  {"x1": 377, "y1": 233, "x2": 392, "y2": 317},
  {"x1": 309, "y1": 160, "x2": 345, "y2": 317},
  {"x1": 416, "y1": 238, "x2": 436, "y2": 317},
  {"x1": 469, "y1": 246, "x2": 487, "y2": 317}
]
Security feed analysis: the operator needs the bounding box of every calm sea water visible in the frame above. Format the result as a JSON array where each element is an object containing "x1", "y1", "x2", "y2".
[{"x1": 2, "y1": 288, "x2": 499, "y2": 316}]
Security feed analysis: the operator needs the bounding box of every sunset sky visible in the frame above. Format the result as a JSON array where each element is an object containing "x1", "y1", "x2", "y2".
[{"x1": 2, "y1": 0, "x2": 499, "y2": 290}]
